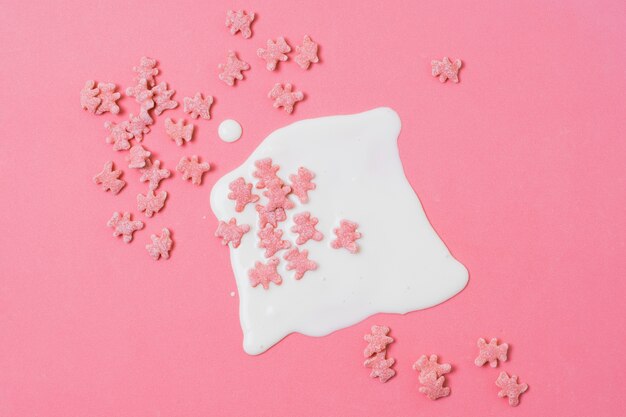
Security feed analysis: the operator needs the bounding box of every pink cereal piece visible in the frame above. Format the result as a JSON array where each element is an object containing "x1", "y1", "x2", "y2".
[
  {"x1": 248, "y1": 258, "x2": 282, "y2": 290},
  {"x1": 289, "y1": 167, "x2": 316, "y2": 203},
  {"x1": 363, "y1": 325, "x2": 394, "y2": 357},
  {"x1": 253, "y1": 158, "x2": 283, "y2": 189},
  {"x1": 133, "y1": 56, "x2": 159, "y2": 86},
  {"x1": 256, "y1": 204, "x2": 287, "y2": 228},
  {"x1": 218, "y1": 51, "x2": 250, "y2": 86},
  {"x1": 331, "y1": 220, "x2": 361, "y2": 253},
  {"x1": 127, "y1": 144, "x2": 151, "y2": 169},
  {"x1": 364, "y1": 352, "x2": 396, "y2": 383},
  {"x1": 104, "y1": 120, "x2": 132, "y2": 151},
  {"x1": 257, "y1": 37, "x2": 290, "y2": 71},
  {"x1": 126, "y1": 78, "x2": 153, "y2": 104},
  {"x1": 263, "y1": 183, "x2": 294, "y2": 211},
  {"x1": 146, "y1": 228, "x2": 173, "y2": 260},
  {"x1": 268, "y1": 83, "x2": 304, "y2": 114},
  {"x1": 151, "y1": 82, "x2": 178, "y2": 115},
  {"x1": 215, "y1": 218, "x2": 250, "y2": 248},
  {"x1": 177, "y1": 155, "x2": 210, "y2": 185},
  {"x1": 93, "y1": 161, "x2": 125, "y2": 195},
  {"x1": 475, "y1": 338, "x2": 509, "y2": 368},
  {"x1": 95, "y1": 82, "x2": 121, "y2": 115},
  {"x1": 412, "y1": 355, "x2": 452, "y2": 383},
  {"x1": 283, "y1": 248, "x2": 317, "y2": 280},
  {"x1": 183, "y1": 92, "x2": 213, "y2": 120},
  {"x1": 127, "y1": 113, "x2": 151, "y2": 141},
  {"x1": 496, "y1": 372, "x2": 528, "y2": 407},
  {"x1": 139, "y1": 160, "x2": 170, "y2": 190},
  {"x1": 291, "y1": 212, "x2": 323, "y2": 245},
  {"x1": 228, "y1": 177, "x2": 259, "y2": 212},
  {"x1": 225, "y1": 10, "x2": 255, "y2": 39},
  {"x1": 137, "y1": 190, "x2": 167, "y2": 217},
  {"x1": 80, "y1": 80, "x2": 101, "y2": 113},
  {"x1": 107, "y1": 212, "x2": 144, "y2": 243},
  {"x1": 257, "y1": 224, "x2": 291, "y2": 258},
  {"x1": 419, "y1": 375, "x2": 451, "y2": 400},
  {"x1": 164, "y1": 118, "x2": 194, "y2": 146},
  {"x1": 431, "y1": 57, "x2": 462, "y2": 83},
  {"x1": 294, "y1": 35, "x2": 319, "y2": 70}
]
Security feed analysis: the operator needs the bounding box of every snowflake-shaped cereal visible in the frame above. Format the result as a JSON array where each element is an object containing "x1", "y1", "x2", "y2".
[
  {"x1": 256, "y1": 205, "x2": 287, "y2": 228},
  {"x1": 177, "y1": 155, "x2": 210, "y2": 185},
  {"x1": 126, "y1": 113, "x2": 151, "y2": 141},
  {"x1": 289, "y1": 167, "x2": 316, "y2": 203},
  {"x1": 257, "y1": 37, "x2": 291, "y2": 71},
  {"x1": 93, "y1": 161, "x2": 125, "y2": 195},
  {"x1": 253, "y1": 158, "x2": 283, "y2": 189},
  {"x1": 133, "y1": 56, "x2": 159, "y2": 86},
  {"x1": 126, "y1": 78, "x2": 153, "y2": 104},
  {"x1": 431, "y1": 57, "x2": 462, "y2": 83},
  {"x1": 294, "y1": 35, "x2": 319, "y2": 70},
  {"x1": 183, "y1": 92, "x2": 213, "y2": 120},
  {"x1": 107, "y1": 212, "x2": 144, "y2": 243},
  {"x1": 363, "y1": 325, "x2": 394, "y2": 357},
  {"x1": 419, "y1": 375, "x2": 451, "y2": 400},
  {"x1": 215, "y1": 218, "x2": 250, "y2": 248},
  {"x1": 151, "y1": 82, "x2": 178, "y2": 115},
  {"x1": 104, "y1": 120, "x2": 132, "y2": 151},
  {"x1": 146, "y1": 228, "x2": 173, "y2": 260},
  {"x1": 95, "y1": 82, "x2": 121, "y2": 115},
  {"x1": 127, "y1": 144, "x2": 151, "y2": 169},
  {"x1": 228, "y1": 177, "x2": 259, "y2": 212},
  {"x1": 257, "y1": 225, "x2": 291, "y2": 258},
  {"x1": 139, "y1": 160, "x2": 170, "y2": 190},
  {"x1": 263, "y1": 183, "x2": 294, "y2": 211},
  {"x1": 268, "y1": 83, "x2": 304, "y2": 114},
  {"x1": 164, "y1": 118, "x2": 193, "y2": 146},
  {"x1": 283, "y1": 248, "x2": 317, "y2": 280},
  {"x1": 331, "y1": 220, "x2": 361, "y2": 253},
  {"x1": 496, "y1": 372, "x2": 528, "y2": 407},
  {"x1": 475, "y1": 338, "x2": 509, "y2": 368},
  {"x1": 248, "y1": 258, "x2": 282, "y2": 290},
  {"x1": 412, "y1": 355, "x2": 452, "y2": 383},
  {"x1": 225, "y1": 10, "x2": 255, "y2": 39},
  {"x1": 364, "y1": 352, "x2": 396, "y2": 383},
  {"x1": 80, "y1": 80, "x2": 101, "y2": 113},
  {"x1": 218, "y1": 51, "x2": 250, "y2": 86},
  {"x1": 137, "y1": 190, "x2": 167, "y2": 217},
  {"x1": 291, "y1": 212, "x2": 323, "y2": 245}
]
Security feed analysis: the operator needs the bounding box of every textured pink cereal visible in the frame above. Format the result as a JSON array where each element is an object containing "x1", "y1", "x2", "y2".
[
  {"x1": 127, "y1": 144, "x2": 151, "y2": 169},
  {"x1": 228, "y1": 177, "x2": 259, "y2": 212},
  {"x1": 248, "y1": 258, "x2": 281, "y2": 290},
  {"x1": 146, "y1": 228, "x2": 173, "y2": 260},
  {"x1": 137, "y1": 190, "x2": 167, "y2": 217},
  {"x1": 215, "y1": 218, "x2": 250, "y2": 248},
  {"x1": 257, "y1": 37, "x2": 291, "y2": 71},
  {"x1": 284, "y1": 248, "x2": 317, "y2": 280},
  {"x1": 225, "y1": 10, "x2": 255, "y2": 39},
  {"x1": 107, "y1": 212, "x2": 144, "y2": 243},
  {"x1": 419, "y1": 375, "x2": 451, "y2": 400},
  {"x1": 183, "y1": 92, "x2": 213, "y2": 120},
  {"x1": 218, "y1": 51, "x2": 250, "y2": 86},
  {"x1": 364, "y1": 352, "x2": 396, "y2": 383},
  {"x1": 331, "y1": 220, "x2": 361, "y2": 253},
  {"x1": 104, "y1": 120, "x2": 132, "y2": 151},
  {"x1": 412, "y1": 355, "x2": 452, "y2": 383},
  {"x1": 93, "y1": 161, "x2": 125, "y2": 195},
  {"x1": 126, "y1": 113, "x2": 151, "y2": 141},
  {"x1": 268, "y1": 83, "x2": 304, "y2": 114},
  {"x1": 496, "y1": 372, "x2": 528, "y2": 407},
  {"x1": 177, "y1": 155, "x2": 210, "y2": 185},
  {"x1": 363, "y1": 325, "x2": 394, "y2": 357},
  {"x1": 289, "y1": 167, "x2": 316, "y2": 203},
  {"x1": 256, "y1": 205, "x2": 287, "y2": 228},
  {"x1": 151, "y1": 82, "x2": 178, "y2": 115},
  {"x1": 475, "y1": 338, "x2": 509, "y2": 368},
  {"x1": 257, "y1": 225, "x2": 291, "y2": 258},
  {"x1": 133, "y1": 56, "x2": 159, "y2": 86},
  {"x1": 139, "y1": 160, "x2": 170, "y2": 190},
  {"x1": 253, "y1": 158, "x2": 283, "y2": 189},
  {"x1": 263, "y1": 183, "x2": 294, "y2": 211},
  {"x1": 80, "y1": 80, "x2": 101, "y2": 113},
  {"x1": 294, "y1": 35, "x2": 319, "y2": 70},
  {"x1": 291, "y1": 212, "x2": 323, "y2": 245},
  {"x1": 126, "y1": 78, "x2": 153, "y2": 104},
  {"x1": 164, "y1": 118, "x2": 194, "y2": 146},
  {"x1": 95, "y1": 82, "x2": 121, "y2": 115},
  {"x1": 431, "y1": 57, "x2": 462, "y2": 83}
]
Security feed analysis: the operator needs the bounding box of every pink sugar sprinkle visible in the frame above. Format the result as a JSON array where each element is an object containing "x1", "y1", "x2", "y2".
[
  {"x1": 127, "y1": 113, "x2": 151, "y2": 141},
  {"x1": 126, "y1": 78, "x2": 153, "y2": 103},
  {"x1": 431, "y1": 57, "x2": 462, "y2": 83},
  {"x1": 183, "y1": 92, "x2": 213, "y2": 120},
  {"x1": 137, "y1": 190, "x2": 167, "y2": 218},
  {"x1": 248, "y1": 258, "x2": 282, "y2": 289},
  {"x1": 80, "y1": 80, "x2": 101, "y2": 113},
  {"x1": 225, "y1": 10, "x2": 255, "y2": 39},
  {"x1": 133, "y1": 56, "x2": 159, "y2": 86},
  {"x1": 283, "y1": 248, "x2": 317, "y2": 280},
  {"x1": 364, "y1": 352, "x2": 396, "y2": 383},
  {"x1": 496, "y1": 372, "x2": 528, "y2": 407},
  {"x1": 475, "y1": 338, "x2": 509, "y2": 368},
  {"x1": 257, "y1": 225, "x2": 291, "y2": 258},
  {"x1": 331, "y1": 220, "x2": 361, "y2": 253},
  {"x1": 263, "y1": 183, "x2": 294, "y2": 211},
  {"x1": 215, "y1": 218, "x2": 250, "y2": 248},
  {"x1": 151, "y1": 82, "x2": 178, "y2": 115},
  {"x1": 228, "y1": 177, "x2": 259, "y2": 212},
  {"x1": 289, "y1": 167, "x2": 316, "y2": 203},
  {"x1": 127, "y1": 144, "x2": 151, "y2": 169},
  {"x1": 139, "y1": 160, "x2": 170, "y2": 191},
  {"x1": 268, "y1": 83, "x2": 304, "y2": 114},
  {"x1": 291, "y1": 212, "x2": 323, "y2": 245},
  {"x1": 95, "y1": 82, "x2": 121, "y2": 115},
  {"x1": 412, "y1": 355, "x2": 452, "y2": 383},
  {"x1": 218, "y1": 51, "x2": 250, "y2": 86},
  {"x1": 419, "y1": 375, "x2": 451, "y2": 400},
  {"x1": 146, "y1": 228, "x2": 173, "y2": 260},
  {"x1": 253, "y1": 158, "x2": 283, "y2": 189},
  {"x1": 294, "y1": 35, "x2": 319, "y2": 70},
  {"x1": 107, "y1": 212, "x2": 144, "y2": 243},
  {"x1": 93, "y1": 161, "x2": 125, "y2": 195},
  {"x1": 256, "y1": 205, "x2": 287, "y2": 228},
  {"x1": 104, "y1": 120, "x2": 132, "y2": 151},
  {"x1": 176, "y1": 155, "x2": 210, "y2": 185},
  {"x1": 164, "y1": 118, "x2": 194, "y2": 146},
  {"x1": 363, "y1": 325, "x2": 394, "y2": 358},
  {"x1": 257, "y1": 37, "x2": 291, "y2": 71}
]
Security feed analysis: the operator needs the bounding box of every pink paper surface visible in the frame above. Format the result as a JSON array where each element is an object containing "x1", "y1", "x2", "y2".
[{"x1": 0, "y1": 1, "x2": 625, "y2": 416}]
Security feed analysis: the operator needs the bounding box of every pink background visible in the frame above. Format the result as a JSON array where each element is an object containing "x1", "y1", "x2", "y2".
[{"x1": 1, "y1": 0, "x2": 625, "y2": 416}]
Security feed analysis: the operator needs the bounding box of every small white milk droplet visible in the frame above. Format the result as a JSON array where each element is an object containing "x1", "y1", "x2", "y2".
[{"x1": 218, "y1": 119, "x2": 242, "y2": 143}]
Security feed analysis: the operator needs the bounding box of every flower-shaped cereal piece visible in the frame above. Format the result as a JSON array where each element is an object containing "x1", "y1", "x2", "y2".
[
  {"x1": 164, "y1": 118, "x2": 194, "y2": 146},
  {"x1": 80, "y1": 80, "x2": 101, "y2": 113},
  {"x1": 475, "y1": 338, "x2": 509, "y2": 367},
  {"x1": 151, "y1": 82, "x2": 178, "y2": 115},
  {"x1": 177, "y1": 155, "x2": 210, "y2": 185},
  {"x1": 419, "y1": 375, "x2": 451, "y2": 400},
  {"x1": 294, "y1": 35, "x2": 319, "y2": 70},
  {"x1": 215, "y1": 218, "x2": 250, "y2": 248},
  {"x1": 431, "y1": 57, "x2": 462, "y2": 83},
  {"x1": 496, "y1": 372, "x2": 528, "y2": 407},
  {"x1": 291, "y1": 212, "x2": 323, "y2": 245},
  {"x1": 283, "y1": 248, "x2": 317, "y2": 280},
  {"x1": 263, "y1": 183, "x2": 294, "y2": 211},
  {"x1": 133, "y1": 56, "x2": 159, "y2": 86},
  {"x1": 412, "y1": 355, "x2": 452, "y2": 383},
  {"x1": 257, "y1": 224, "x2": 291, "y2": 258},
  {"x1": 289, "y1": 167, "x2": 316, "y2": 203},
  {"x1": 256, "y1": 205, "x2": 287, "y2": 228},
  {"x1": 126, "y1": 78, "x2": 153, "y2": 104},
  {"x1": 248, "y1": 258, "x2": 282, "y2": 290},
  {"x1": 268, "y1": 83, "x2": 304, "y2": 114},
  {"x1": 228, "y1": 177, "x2": 259, "y2": 212},
  {"x1": 146, "y1": 228, "x2": 173, "y2": 260},
  {"x1": 225, "y1": 10, "x2": 255, "y2": 39},
  {"x1": 104, "y1": 120, "x2": 132, "y2": 151},
  {"x1": 218, "y1": 51, "x2": 250, "y2": 86},
  {"x1": 363, "y1": 325, "x2": 394, "y2": 357},
  {"x1": 363, "y1": 352, "x2": 396, "y2": 383},
  {"x1": 93, "y1": 161, "x2": 125, "y2": 195},
  {"x1": 137, "y1": 190, "x2": 167, "y2": 218},
  {"x1": 95, "y1": 82, "x2": 121, "y2": 115},
  {"x1": 183, "y1": 92, "x2": 213, "y2": 120},
  {"x1": 331, "y1": 220, "x2": 361, "y2": 253},
  {"x1": 107, "y1": 212, "x2": 144, "y2": 243},
  {"x1": 257, "y1": 37, "x2": 291, "y2": 71},
  {"x1": 126, "y1": 113, "x2": 151, "y2": 141},
  {"x1": 127, "y1": 144, "x2": 151, "y2": 169},
  {"x1": 139, "y1": 160, "x2": 170, "y2": 190},
  {"x1": 253, "y1": 158, "x2": 283, "y2": 189}
]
